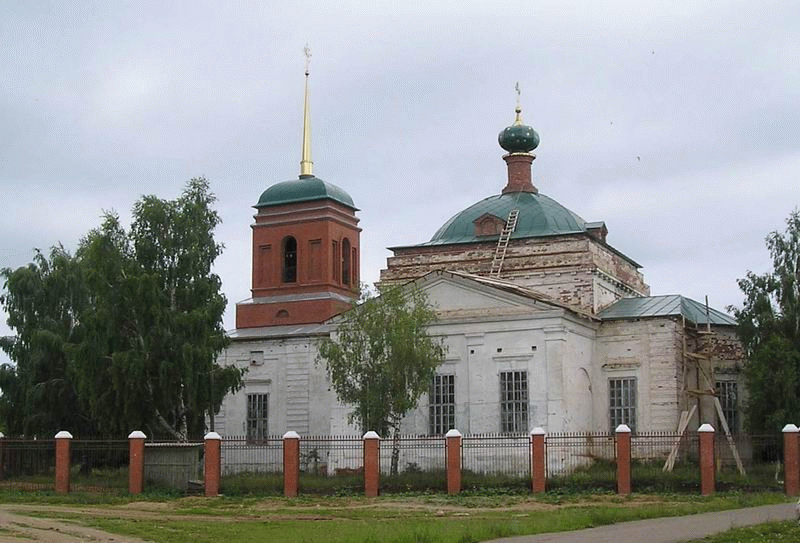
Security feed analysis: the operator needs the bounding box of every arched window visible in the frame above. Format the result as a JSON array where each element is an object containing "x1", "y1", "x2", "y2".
[
  {"x1": 283, "y1": 236, "x2": 297, "y2": 283},
  {"x1": 342, "y1": 238, "x2": 351, "y2": 286}
]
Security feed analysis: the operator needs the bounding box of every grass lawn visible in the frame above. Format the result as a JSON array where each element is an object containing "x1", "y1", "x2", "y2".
[
  {"x1": 686, "y1": 520, "x2": 800, "y2": 542},
  {"x1": 2, "y1": 491, "x2": 791, "y2": 543}
]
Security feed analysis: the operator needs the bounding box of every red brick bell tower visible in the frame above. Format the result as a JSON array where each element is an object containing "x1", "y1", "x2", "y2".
[{"x1": 235, "y1": 56, "x2": 360, "y2": 329}]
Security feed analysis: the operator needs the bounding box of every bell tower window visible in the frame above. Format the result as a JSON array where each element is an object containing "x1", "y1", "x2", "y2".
[
  {"x1": 342, "y1": 238, "x2": 351, "y2": 286},
  {"x1": 283, "y1": 236, "x2": 297, "y2": 283}
]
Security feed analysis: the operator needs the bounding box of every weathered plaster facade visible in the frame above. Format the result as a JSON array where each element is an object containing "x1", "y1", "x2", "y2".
[{"x1": 381, "y1": 233, "x2": 649, "y2": 315}]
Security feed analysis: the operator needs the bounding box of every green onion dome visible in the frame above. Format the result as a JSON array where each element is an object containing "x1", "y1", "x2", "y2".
[{"x1": 498, "y1": 110, "x2": 540, "y2": 154}]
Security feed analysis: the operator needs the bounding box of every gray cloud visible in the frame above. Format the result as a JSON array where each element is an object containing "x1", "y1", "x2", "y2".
[{"x1": 2, "y1": 0, "x2": 799, "y2": 366}]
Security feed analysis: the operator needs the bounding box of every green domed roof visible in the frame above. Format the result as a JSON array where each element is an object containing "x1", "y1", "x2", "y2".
[
  {"x1": 423, "y1": 192, "x2": 587, "y2": 246},
  {"x1": 256, "y1": 175, "x2": 356, "y2": 210}
]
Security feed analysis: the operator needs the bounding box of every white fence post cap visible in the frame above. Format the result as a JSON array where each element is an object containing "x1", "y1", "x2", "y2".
[
  {"x1": 0, "y1": 432, "x2": 4, "y2": 438},
  {"x1": 445, "y1": 429, "x2": 462, "y2": 438},
  {"x1": 698, "y1": 424, "x2": 715, "y2": 432},
  {"x1": 204, "y1": 431, "x2": 222, "y2": 440},
  {"x1": 782, "y1": 424, "x2": 799, "y2": 433},
  {"x1": 283, "y1": 431, "x2": 300, "y2": 439},
  {"x1": 530, "y1": 427, "x2": 546, "y2": 436},
  {"x1": 615, "y1": 424, "x2": 631, "y2": 433},
  {"x1": 54, "y1": 431, "x2": 73, "y2": 439},
  {"x1": 128, "y1": 430, "x2": 146, "y2": 439},
  {"x1": 362, "y1": 431, "x2": 380, "y2": 440}
]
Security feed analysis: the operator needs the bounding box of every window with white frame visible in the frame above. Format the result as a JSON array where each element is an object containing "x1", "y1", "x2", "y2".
[
  {"x1": 429, "y1": 374, "x2": 455, "y2": 435},
  {"x1": 500, "y1": 371, "x2": 528, "y2": 434},
  {"x1": 247, "y1": 393, "x2": 269, "y2": 441},
  {"x1": 609, "y1": 378, "x2": 636, "y2": 433},
  {"x1": 716, "y1": 380, "x2": 738, "y2": 433}
]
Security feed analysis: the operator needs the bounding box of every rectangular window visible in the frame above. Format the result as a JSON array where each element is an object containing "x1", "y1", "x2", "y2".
[
  {"x1": 247, "y1": 393, "x2": 269, "y2": 442},
  {"x1": 716, "y1": 380, "x2": 738, "y2": 433},
  {"x1": 609, "y1": 378, "x2": 636, "y2": 433},
  {"x1": 429, "y1": 374, "x2": 455, "y2": 435},
  {"x1": 500, "y1": 371, "x2": 528, "y2": 434}
]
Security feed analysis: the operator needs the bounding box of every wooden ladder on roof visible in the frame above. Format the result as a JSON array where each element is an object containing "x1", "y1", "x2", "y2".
[{"x1": 490, "y1": 209, "x2": 519, "y2": 277}]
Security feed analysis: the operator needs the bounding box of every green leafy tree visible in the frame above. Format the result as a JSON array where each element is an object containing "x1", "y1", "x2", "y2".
[
  {"x1": 731, "y1": 210, "x2": 800, "y2": 433},
  {"x1": 0, "y1": 246, "x2": 90, "y2": 436},
  {"x1": 1, "y1": 178, "x2": 242, "y2": 439},
  {"x1": 318, "y1": 285, "x2": 446, "y2": 475}
]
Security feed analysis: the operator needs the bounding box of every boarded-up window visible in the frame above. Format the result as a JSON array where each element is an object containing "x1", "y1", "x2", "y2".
[
  {"x1": 308, "y1": 239, "x2": 322, "y2": 281},
  {"x1": 332, "y1": 240, "x2": 339, "y2": 282},
  {"x1": 258, "y1": 245, "x2": 272, "y2": 286},
  {"x1": 351, "y1": 247, "x2": 358, "y2": 286}
]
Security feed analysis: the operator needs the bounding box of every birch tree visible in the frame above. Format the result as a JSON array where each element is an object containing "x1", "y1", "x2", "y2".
[
  {"x1": 732, "y1": 210, "x2": 800, "y2": 433},
  {"x1": 318, "y1": 285, "x2": 446, "y2": 475},
  {"x1": 1, "y1": 178, "x2": 242, "y2": 439}
]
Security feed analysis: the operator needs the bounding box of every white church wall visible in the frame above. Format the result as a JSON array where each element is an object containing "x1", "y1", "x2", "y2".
[
  {"x1": 596, "y1": 318, "x2": 684, "y2": 434},
  {"x1": 396, "y1": 310, "x2": 598, "y2": 438},
  {"x1": 218, "y1": 334, "x2": 337, "y2": 439}
]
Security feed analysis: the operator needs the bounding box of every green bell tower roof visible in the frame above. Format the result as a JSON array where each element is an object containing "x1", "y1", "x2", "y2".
[{"x1": 256, "y1": 175, "x2": 356, "y2": 209}]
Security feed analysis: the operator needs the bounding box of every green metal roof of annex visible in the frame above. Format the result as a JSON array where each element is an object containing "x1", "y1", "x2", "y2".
[
  {"x1": 597, "y1": 295, "x2": 737, "y2": 325},
  {"x1": 423, "y1": 191, "x2": 588, "y2": 246},
  {"x1": 256, "y1": 174, "x2": 357, "y2": 210}
]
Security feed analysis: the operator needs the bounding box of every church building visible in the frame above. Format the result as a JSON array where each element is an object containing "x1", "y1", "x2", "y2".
[{"x1": 215, "y1": 70, "x2": 744, "y2": 442}]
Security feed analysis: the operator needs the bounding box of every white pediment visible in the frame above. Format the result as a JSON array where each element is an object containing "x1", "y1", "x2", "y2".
[{"x1": 412, "y1": 271, "x2": 562, "y2": 318}]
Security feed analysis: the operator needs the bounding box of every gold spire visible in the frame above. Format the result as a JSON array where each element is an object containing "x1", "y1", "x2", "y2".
[
  {"x1": 300, "y1": 43, "x2": 313, "y2": 177},
  {"x1": 514, "y1": 82, "x2": 523, "y2": 125}
]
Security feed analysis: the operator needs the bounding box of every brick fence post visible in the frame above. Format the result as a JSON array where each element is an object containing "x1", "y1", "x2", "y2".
[
  {"x1": 128, "y1": 431, "x2": 146, "y2": 495},
  {"x1": 0, "y1": 432, "x2": 5, "y2": 481},
  {"x1": 615, "y1": 424, "x2": 632, "y2": 495},
  {"x1": 283, "y1": 431, "x2": 300, "y2": 497},
  {"x1": 446, "y1": 429, "x2": 462, "y2": 495},
  {"x1": 204, "y1": 431, "x2": 221, "y2": 497},
  {"x1": 363, "y1": 431, "x2": 380, "y2": 498},
  {"x1": 54, "y1": 431, "x2": 72, "y2": 495},
  {"x1": 530, "y1": 427, "x2": 546, "y2": 493},
  {"x1": 783, "y1": 424, "x2": 799, "y2": 496},
  {"x1": 698, "y1": 424, "x2": 715, "y2": 496}
]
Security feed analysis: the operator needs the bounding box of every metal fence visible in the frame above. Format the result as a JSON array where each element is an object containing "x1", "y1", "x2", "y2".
[
  {"x1": 0, "y1": 438, "x2": 130, "y2": 492},
  {"x1": 71, "y1": 439, "x2": 129, "y2": 491},
  {"x1": 546, "y1": 432, "x2": 617, "y2": 477},
  {"x1": 221, "y1": 436, "x2": 283, "y2": 475},
  {"x1": 0, "y1": 438, "x2": 55, "y2": 491},
  {"x1": 381, "y1": 435, "x2": 447, "y2": 491},
  {"x1": 462, "y1": 433, "x2": 529, "y2": 477},
  {"x1": 0, "y1": 432, "x2": 788, "y2": 495}
]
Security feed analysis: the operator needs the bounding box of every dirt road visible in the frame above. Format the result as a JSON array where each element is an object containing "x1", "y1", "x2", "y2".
[{"x1": 0, "y1": 505, "x2": 149, "y2": 542}]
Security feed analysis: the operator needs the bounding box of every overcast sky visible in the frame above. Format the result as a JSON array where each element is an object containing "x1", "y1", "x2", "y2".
[{"x1": 2, "y1": 1, "x2": 799, "y2": 368}]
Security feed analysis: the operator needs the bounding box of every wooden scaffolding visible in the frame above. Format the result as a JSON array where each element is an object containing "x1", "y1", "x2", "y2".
[{"x1": 663, "y1": 298, "x2": 744, "y2": 474}]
